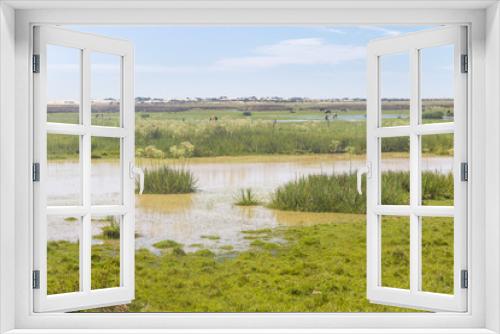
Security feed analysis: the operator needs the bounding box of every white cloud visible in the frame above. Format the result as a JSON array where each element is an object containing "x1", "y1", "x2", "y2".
[
  {"x1": 135, "y1": 64, "x2": 197, "y2": 74},
  {"x1": 356, "y1": 26, "x2": 401, "y2": 37},
  {"x1": 323, "y1": 27, "x2": 347, "y2": 34},
  {"x1": 211, "y1": 38, "x2": 365, "y2": 70},
  {"x1": 49, "y1": 37, "x2": 366, "y2": 75}
]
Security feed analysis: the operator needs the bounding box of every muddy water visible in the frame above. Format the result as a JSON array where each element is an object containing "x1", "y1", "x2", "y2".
[{"x1": 47, "y1": 156, "x2": 452, "y2": 253}]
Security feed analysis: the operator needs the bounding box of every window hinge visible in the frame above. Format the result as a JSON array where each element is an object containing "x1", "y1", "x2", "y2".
[
  {"x1": 461, "y1": 54, "x2": 468, "y2": 73},
  {"x1": 32, "y1": 162, "x2": 40, "y2": 182},
  {"x1": 461, "y1": 162, "x2": 468, "y2": 182},
  {"x1": 461, "y1": 269, "x2": 468, "y2": 289},
  {"x1": 32, "y1": 270, "x2": 40, "y2": 289},
  {"x1": 32, "y1": 54, "x2": 40, "y2": 73}
]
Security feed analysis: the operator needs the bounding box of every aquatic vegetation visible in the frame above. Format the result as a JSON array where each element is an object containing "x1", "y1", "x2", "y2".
[
  {"x1": 241, "y1": 228, "x2": 273, "y2": 234},
  {"x1": 99, "y1": 217, "x2": 120, "y2": 240},
  {"x1": 47, "y1": 111, "x2": 453, "y2": 160},
  {"x1": 234, "y1": 188, "x2": 261, "y2": 206},
  {"x1": 136, "y1": 145, "x2": 165, "y2": 159},
  {"x1": 153, "y1": 240, "x2": 183, "y2": 249},
  {"x1": 269, "y1": 173, "x2": 365, "y2": 213},
  {"x1": 269, "y1": 171, "x2": 453, "y2": 213},
  {"x1": 201, "y1": 235, "x2": 220, "y2": 240},
  {"x1": 142, "y1": 166, "x2": 197, "y2": 194},
  {"x1": 169, "y1": 141, "x2": 195, "y2": 159},
  {"x1": 47, "y1": 215, "x2": 452, "y2": 312}
]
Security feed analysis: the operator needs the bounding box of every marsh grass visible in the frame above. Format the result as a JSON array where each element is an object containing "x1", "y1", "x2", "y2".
[
  {"x1": 47, "y1": 111, "x2": 453, "y2": 160},
  {"x1": 142, "y1": 166, "x2": 197, "y2": 194},
  {"x1": 269, "y1": 173, "x2": 365, "y2": 213},
  {"x1": 46, "y1": 215, "x2": 454, "y2": 312},
  {"x1": 153, "y1": 240, "x2": 186, "y2": 256},
  {"x1": 201, "y1": 235, "x2": 220, "y2": 240},
  {"x1": 234, "y1": 188, "x2": 261, "y2": 206},
  {"x1": 100, "y1": 222, "x2": 120, "y2": 240},
  {"x1": 153, "y1": 240, "x2": 183, "y2": 249},
  {"x1": 270, "y1": 171, "x2": 453, "y2": 213}
]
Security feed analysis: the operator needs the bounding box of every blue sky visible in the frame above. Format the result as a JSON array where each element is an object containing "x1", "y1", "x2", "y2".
[{"x1": 47, "y1": 25, "x2": 453, "y2": 100}]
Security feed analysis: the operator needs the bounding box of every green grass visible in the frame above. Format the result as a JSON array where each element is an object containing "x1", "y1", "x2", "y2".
[
  {"x1": 46, "y1": 215, "x2": 453, "y2": 312},
  {"x1": 234, "y1": 188, "x2": 261, "y2": 206},
  {"x1": 269, "y1": 171, "x2": 453, "y2": 213},
  {"x1": 269, "y1": 173, "x2": 365, "y2": 213},
  {"x1": 100, "y1": 222, "x2": 120, "y2": 240},
  {"x1": 142, "y1": 166, "x2": 197, "y2": 194},
  {"x1": 201, "y1": 235, "x2": 221, "y2": 240},
  {"x1": 47, "y1": 110, "x2": 454, "y2": 160},
  {"x1": 153, "y1": 240, "x2": 183, "y2": 249}
]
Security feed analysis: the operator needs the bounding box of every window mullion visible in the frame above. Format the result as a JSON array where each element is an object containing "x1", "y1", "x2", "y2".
[
  {"x1": 409, "y1": 48, "x2": 421, "y2": 294},
  {"x1": 81, "y1": 48, "x2": 92, "y2": 293}
]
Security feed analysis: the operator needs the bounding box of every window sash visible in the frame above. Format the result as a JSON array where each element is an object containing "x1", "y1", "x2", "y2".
[
  {"x1": 32, "y1": 26, "x2": 135, "y2": 313},
  {"x1": 366, "y1": 26, "x2": 468, "y2": 312}
]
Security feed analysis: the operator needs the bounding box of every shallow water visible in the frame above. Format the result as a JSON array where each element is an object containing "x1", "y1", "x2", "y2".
[{"x1": 47, "y1": 155, "x2": 452, "y2": 253}]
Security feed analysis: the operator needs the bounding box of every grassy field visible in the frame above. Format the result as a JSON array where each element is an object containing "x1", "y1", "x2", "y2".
[
  {"x1": 46, "y1": 213, "x2": 453, "y2": 312},
  {"x1": 47, "y1": 109, "x2": 453, "y2": 160},
  {"x1": 45, "y1": 103, "x2": 455, "y2": 313}
]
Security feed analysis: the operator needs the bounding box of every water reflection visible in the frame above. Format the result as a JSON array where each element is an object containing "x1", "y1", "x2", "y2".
[{"x1": 47, "y1": 156, "x2": 452, "y2": 253}]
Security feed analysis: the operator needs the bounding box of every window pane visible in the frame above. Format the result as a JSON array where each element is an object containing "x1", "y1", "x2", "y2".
[
  {"x1": 421, "y1": 134, "x2": 454, "y2": 206},
  {"x1": 420, "y1": 45, "x2": 454, "y2": 124},
  {"x1": 421, "y1": 216, "x2": 454, "y2": 294},
  {"x1": 47, "y1": 215, "x2": 81, "y2": 294},
  {"x1": 91, "y1": 137, "x2": 121, "y2": 205},
  {"x1": 46, "y1": 45, "x2": 81, "y2": 124},
  {"x1": 381, "y1": 215, "x2": 410, "y2": 289},
  {"x1": 91, "y1": 215, "x2": 121, "y2": 290},
  {"x1": 91, "y1": 53, "x2": 121, "y2": 127},
  {"x1": 47, "y1": 134, "x2": 81, "y2": 206},
  {"x1": 380, "y1": 137, "x2": 410, "y2": 205},
  {"x1": 380, "y1": 53, "x2": 410, "y2": 127}
]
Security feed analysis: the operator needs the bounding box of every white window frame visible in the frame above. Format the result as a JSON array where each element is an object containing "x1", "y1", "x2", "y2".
[{"x1": 0, "y1": 1, "x2": 499, "y2": 333}]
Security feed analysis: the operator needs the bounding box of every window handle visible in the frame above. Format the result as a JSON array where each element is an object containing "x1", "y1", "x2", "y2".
[
  {"x1": 356, "y1": 162, "x2": 371, "y2": 195},
  {"x1": 129, "y1": 162, "x2": 144, "y2": 195}
]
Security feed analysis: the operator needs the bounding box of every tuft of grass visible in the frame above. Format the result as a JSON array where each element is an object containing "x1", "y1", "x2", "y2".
[
  {"x1": 269, "y1": 171, "x2": 453, "y2": 213},
  {"x1": 153, "y1": 240, "x2": 183, "y2": 249},
  {"x1": 241, "y1": 228, "x2": 272, "y2": 234},
  {"x1": 201, "y1": 235, "x2": 220, "y2": 240},
  {"x1": 142, "y1": 166, "x2": 197, "y2": 194},
  {"x1": 234, "y1": 188, "x2": 261, "y2": 206},
  {"x1": 269, "y1": 173, "x2": 365, "y2": 213},
  {"x1": 100, "y1": 220, "x2": 120, "y2": 240}
]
